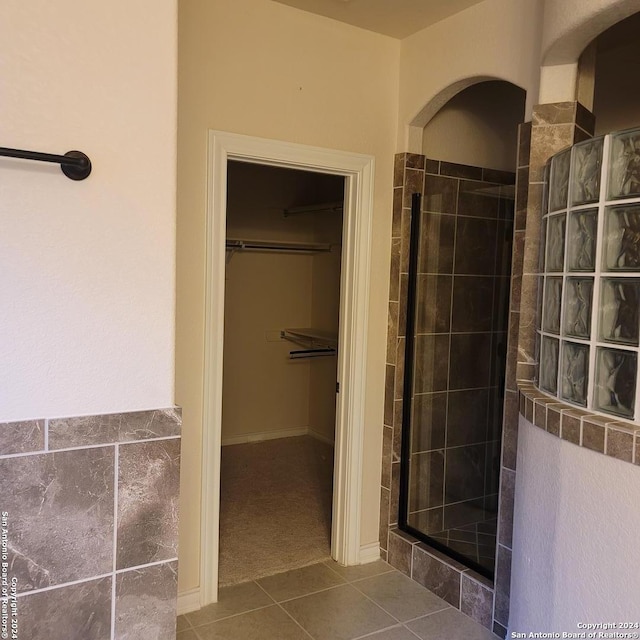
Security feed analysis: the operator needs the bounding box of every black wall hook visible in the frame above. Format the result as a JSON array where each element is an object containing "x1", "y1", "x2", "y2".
[{"x1": 0, "y1": 146, "x2": 92, "y2": 180}]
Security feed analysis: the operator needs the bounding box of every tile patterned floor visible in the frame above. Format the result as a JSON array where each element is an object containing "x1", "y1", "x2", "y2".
[{"x1": 177, "y1": 560, "x2": 498, "y2": 639}]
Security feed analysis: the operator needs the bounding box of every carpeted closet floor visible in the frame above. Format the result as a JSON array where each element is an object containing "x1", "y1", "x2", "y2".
[{"x1": 218, "y1": 435, "x2": 334, "y2": 586}]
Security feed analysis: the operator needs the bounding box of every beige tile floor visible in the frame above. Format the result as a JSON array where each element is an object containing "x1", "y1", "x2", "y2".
[{"x1": 177, "y1": 560, "x2": 498, "y2": 640}]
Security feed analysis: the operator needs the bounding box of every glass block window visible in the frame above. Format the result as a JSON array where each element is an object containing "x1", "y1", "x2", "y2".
[{"x1": 538, "y1": 129, "x2": 640, "y2": 420}]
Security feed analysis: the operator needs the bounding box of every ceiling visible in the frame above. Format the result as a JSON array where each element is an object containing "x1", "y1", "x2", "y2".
[{"x1": 271, "y1": 0, "x2": 486, "y2": 39}]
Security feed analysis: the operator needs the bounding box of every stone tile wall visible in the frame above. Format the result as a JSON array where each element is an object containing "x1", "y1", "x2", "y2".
[
  {"x1": 0, "y1": 408, "x2": 181, "y2": 640},
  {"x1": 381, "y1": 153, "x2": 514, "y2": 634}
]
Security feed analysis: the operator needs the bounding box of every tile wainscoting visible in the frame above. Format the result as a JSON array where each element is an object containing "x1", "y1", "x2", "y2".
[{"x1": 0, "y1": 408, "x2": 181, "y2": 640}]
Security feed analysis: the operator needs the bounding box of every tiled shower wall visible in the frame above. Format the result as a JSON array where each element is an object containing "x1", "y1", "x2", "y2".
[
  {"x1": 407, "y1": 162, "x2": 514, "y2": 549},
  {"x1": 381, "y1": 103, "x2": 597, "y2": 637},
  {"x1": 0, "y1": 409, "x2": 181, "y2": 640}
]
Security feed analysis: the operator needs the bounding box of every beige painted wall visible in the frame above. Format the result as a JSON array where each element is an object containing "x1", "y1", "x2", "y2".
[
  {"x1": 421, "y1": 80, "x2": 526, "y2": 171},
  {"x1": 0, "y1": 1, "x2": 177, "y2": 421},
  {"x1": 398, "y1": 0, "x2": 543, "y2": 151},
  {"x1": 593, "y1": 11, "x2": 640, "y2": 135},
  {"x1": 222, "y1": 162, "x2": 342, "y2": 443},
  {"x1": 176, "y1": 0, "x2": 400, "y2": 592}
]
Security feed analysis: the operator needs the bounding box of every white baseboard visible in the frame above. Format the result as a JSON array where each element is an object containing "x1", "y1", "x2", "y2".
[
  {"x1": 359, "y1": 542, "x2": 381, "y2": 564},
  {"x1": 307, "y1": 428, "x2": 335, "y2": 447},
  {"x1": 177, "y1": 587, "x2": 201, "y2": 615},
  {"x1": 222, "y1": 426, "x2": 335, "y2": 447},
  {"x1": 221, "y1": 427, "x2": 308, "y2": 446}
]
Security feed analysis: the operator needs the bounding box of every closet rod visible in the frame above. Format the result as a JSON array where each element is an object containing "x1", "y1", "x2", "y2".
[
  {"x1": 283, "y1": 201, "x2": 343, "y2": 217},
  {"x1": 226, "y1": 239, "x2": 331, "y2": 253},
  {"x1": 0, "y1": 146, "x2": 92, "y2": 180}
]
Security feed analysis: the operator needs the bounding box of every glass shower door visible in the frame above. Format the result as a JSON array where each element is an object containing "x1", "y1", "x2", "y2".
[{"x1": 399, "y1": 172, "x2": 514, "y2": 579}]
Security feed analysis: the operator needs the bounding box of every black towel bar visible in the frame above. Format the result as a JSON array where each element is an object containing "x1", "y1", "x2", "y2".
[{"x1": 0, "y1": 146, "x2": 92, "y2": 180}]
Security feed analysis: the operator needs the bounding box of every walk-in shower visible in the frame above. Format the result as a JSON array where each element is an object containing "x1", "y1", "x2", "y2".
[{"x1": 398, "y1": 160, "x2": 515, "y2": 579}]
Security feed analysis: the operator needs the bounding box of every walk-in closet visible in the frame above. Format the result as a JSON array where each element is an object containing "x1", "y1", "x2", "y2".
[{"x1": 218, "y1": 160, "x2": 345, "y2": 586}]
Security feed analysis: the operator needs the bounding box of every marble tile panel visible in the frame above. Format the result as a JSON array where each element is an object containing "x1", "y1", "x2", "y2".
[
  {"x1": 415, "y1": 334, "x2": 450, "y2": 393},
  {"x1": 401, "y1": 212, "x2": 412, "y2": 274},
  {"x1": 406, "y1": 153, "x2": 426, "y2": 170},
  {"x1": 425, "y1": 158, "x2": 440, "y2": 174},
  {"x1": 451, "y1": 276, "x2": 494, "y2": 332},
  {"x1": 515, "y1": 167, "x2": 529, "y2": 231},
  {"x1": 529, "y1": 124, "x2": 574, "y2": 182},
  {"x1": 518, "y1": 122, "x2": 532, "y2": 168},
  {"x1": 393, "y1": 399, "x2": 403, "y2": 443},
  {"x1": 494, "y1": 621, "x2": 508, "y2": 639},
  {"x1": 454, "y1": 217, "x2": 498, "y2": 276},
  {"x1": 424, "y1": 175, "x2": 457, "y2": 214},
  {"x1": 412, "y1": 392, "x2": 447, "y2": 452},
  {"x1": 381, "y1": 426, "x2": 393, "y2": 489},
  {"x1": 494, "y1": 545, "x2": 512, "y2": 625},
  {"x1": 582, "y1": 417, "x2": 606, "y2": 453},
  {"x1": 387, "y1": 302, "x2": 398, "y2": 365},
  {"x1": 419, "y1": 212, "x2": 456, "y2": 274},
  {"x1": 392, "y1": 189, "x2": 403, "y2": 237},
  {"x1": 390, "y1": 462, "x2": 401, "y2": 526},
  {"x1": 49, "y1": 408, "x2": 181, "y2": 449},
  {"x1": 395, "y1": 338, "x2": 405, "y2": 400},
  {"x1": 505, "y1": 313, "x2": 520, "y2": 392},
  {"x1": 18, "y1": 576, "x2": 112, "y2": 640},
  {"x1": 394, "y1": 154, "x2": 405, "y2": 187},
  {"x1": 575, "y1": 102, "x2": 596, "y2": 135},
  {"x1": 385, "y1": 365, "x2": 395, "y2": 426},
  {"x1": 0, "y1": 419, "x2": 44, "y2": 456},
  {"x1": 416, "y1": 275, "x2": 452, "y2": 333},
  {"x1": 403, "y1": 169, "x2": 425, "y2": 208},
  {"x1": 117, "y1": 439, "x2": 181, "y2": 570},
  {"x1": 411, "y1": 543, "x2": 462, "y2": 607},
  {"x1": 560, "y1": 410, "x2": 582, "y2": 445},
  {"x1": 483, "y1": 168, "x2": 515, "y2": 185},
  {"x1": 606, "y1": 425, "x2": 635, "y2": 463},
  {"x1": 498, "y1": 468, "x2": 515, "y2": 549},
  {"x1": 115, "y1": 561, "x2": 178, "y2": 640},
  {"x1": 0, "y1": 447, "x2": 114, "y2": 592},
  {"x1": 440, "y1": 161, "x2": 482, "y2": 181},
  {"x1": 501, "y1": 391, "x2": 519, "y2": 470},
  {"x1": 387, "y1": 529, "x2": 413, "y2": 576},
  {"x1": 457, "y1": 180, "x2": 500, "y2": 218},
  {"x1": 379, "y1": 487, "x2": 390, "y2": 551},
  {"x1": 461, "y1": 574, "x2": 494, "y2": 629},
  {"x1": 449, "y1": 333, "x2": 492, "y2": 390},
  {"x1": 532, "y1": 102, "x2": 576, "y2": 126},
  {"x1": 409, "y1": 450, "x2": 444, "y2": 511},
  {"x1": 389, "y1": 238, "x2": 401, "y2": 302}
]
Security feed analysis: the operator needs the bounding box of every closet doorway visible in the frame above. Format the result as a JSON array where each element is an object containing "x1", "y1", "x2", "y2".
[
  {"x1": 201, "y1": 131, "x2": 374, "y2": 605},
  {"x1": 220, "y1": 161, "x2": 344, "y2": 586}
]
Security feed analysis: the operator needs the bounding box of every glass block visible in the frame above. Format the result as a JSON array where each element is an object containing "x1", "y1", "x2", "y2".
[
  {"x1": 563, "y1": 277, "x2": 593, "y2": 339},
  {"x1": 608, "y1": 128, "x2": 640, "y2": 199},
  {"x1": 570, "y1": 137, "x2": 603, "y2": 205},
  {"x1": 543, "y1": 277, "x2": 562, "y2": 334},
  {"x1": 545, "y1": 214, "x2": 566, "y2": 272},
  {"x1": 561, "y1": 342, "x2": 589, "y2": 406},
  {"x1": 541, "y1": 162, "x2": 550, "y2": 216},
  {"x1": 599, "y1": 278, "x2": 640, "y2": 346},
  {"x1": 539, "y1": 336, "x2": 559, "y2": 394},
  {"x1": 567, "y1": 209, "x2": 597, "y2": 271},
  {"x1": 595, "y1": 348, "x2": 637, "y2": 418},
  {"x1": 539, "y1": 217, "x2": 547, "y2": 272},
  {"x1": 549, "y1": 148, "x2": 571, "y2": 212},
  {"x1": 602, "y1": 204, "x2": 640, "y2": 270}
]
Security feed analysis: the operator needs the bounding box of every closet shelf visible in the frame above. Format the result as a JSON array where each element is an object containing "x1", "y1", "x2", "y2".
[
  {"x1": 283, "y1": 201, "x2": 343, "y2": 217},
  {"x1": 226, "y1": 239, "x2": 331, "y2": 254},
  {"x1": 282, "y1": 328, "x2": 338, "y2": 359}
]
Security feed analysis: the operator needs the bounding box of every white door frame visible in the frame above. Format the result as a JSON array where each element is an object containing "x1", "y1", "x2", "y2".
[{"x1": 200, "y1": 130, "x2": 375, "y2": 605}]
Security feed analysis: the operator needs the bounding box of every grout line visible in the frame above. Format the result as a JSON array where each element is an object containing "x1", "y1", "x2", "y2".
[
  {"x1": 115, "y1": 557, "x2": 179, "y2": 574},
  {"x1": 16, "y1": 572, "x2": 113, "y2": 598},
  {"x1": 253, "y1": 580, "x2": 315, "y2": 640},
  {"x1": 0, "y1": 434, "x2": 181, "y2": 460},
  {"x1": 275, "y1": 581, "x2": 351, "y2": 605},
  {"x1": 111, "y1": 444, "x2": 119, "y2": 640}
]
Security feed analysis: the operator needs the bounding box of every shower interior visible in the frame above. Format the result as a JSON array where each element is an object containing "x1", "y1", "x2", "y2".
[{"x1": 399, "y1": 160, "x2": 515, "y2": 579}]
